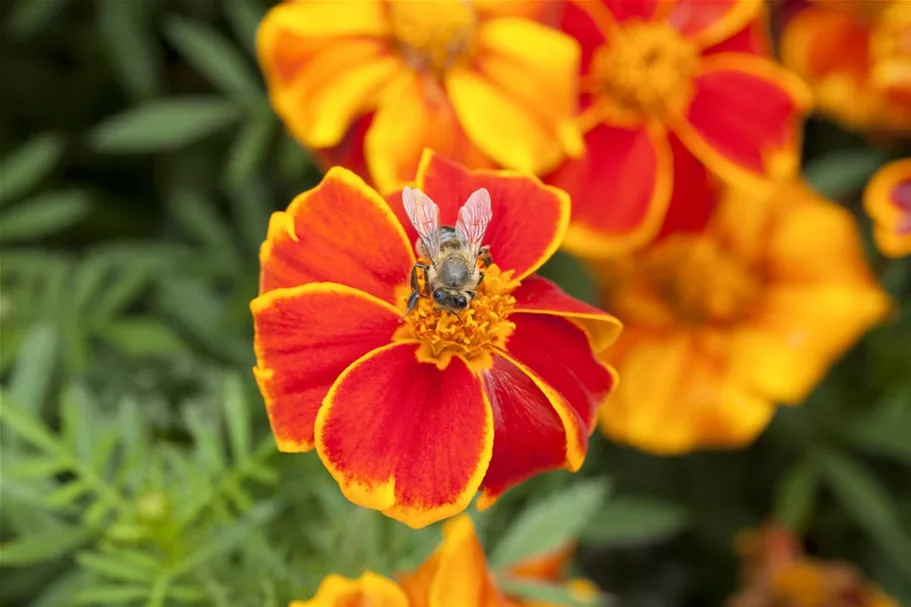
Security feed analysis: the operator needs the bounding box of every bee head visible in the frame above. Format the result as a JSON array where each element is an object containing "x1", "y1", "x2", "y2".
[{"x1": 433, "y1": 288, "x2": 470, "y2": 311}]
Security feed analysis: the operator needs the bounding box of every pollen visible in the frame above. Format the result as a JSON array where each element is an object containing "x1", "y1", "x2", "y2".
[
  {"x1": 388, "y1": 0, "x2": 478, "y2": 74},
  {"x1": 394, "y1": 264, "x2": 519, "y2": 371},
  {"x1": 586, "y1": 21, "x2": 699, "y2": 124}
]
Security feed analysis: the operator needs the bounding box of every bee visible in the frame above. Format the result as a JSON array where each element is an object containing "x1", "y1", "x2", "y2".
[{"x1": 401, "y1": 186, "x2": 493, "y2": 319}]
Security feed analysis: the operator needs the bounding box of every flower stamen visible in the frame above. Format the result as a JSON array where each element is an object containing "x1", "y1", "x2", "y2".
[{"x1": 394, "y1": 264, "x2": 518, "y2": 370}]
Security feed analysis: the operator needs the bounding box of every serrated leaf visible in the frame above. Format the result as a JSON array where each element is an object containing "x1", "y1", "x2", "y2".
[
  {"x1": 490, "y1": 480, "x2": 608, "y2": 568},
  {"x1": 164, "y1": 14, "x2": 261, "y2": 97},
  {"x1": 88, "y1": 98, "x2": 241, "y2": 153},
  {"x1": 76, "y1": 551, "x2": 156, "y2": 583},
  {"x1": 0, "y1": 524, "x2": 91, "y2": 567},
  {"x1": 583, "y1": 496, "x2": 688, "y2": 546},
  {"x1": 99, "y1": 317, "x2": 187, "y2": 357},
  {"x1": 223, "y1": 373, "x2": 250, "y2": 460},
  {"x1": 774, "y1": 460, "x2": 818, "y2": 533},
  {"x1": 0, "y1": 190, "x2": 91, "y2": 244},
  {"x1": 498, "y1": 579, "x2": 599, "y2": 607},
  {"x1": 0, "y1": 392, "x2": 64, "y2": 455},
  {"x1": 95, "y1": 0, "x2": 162, "y2": 99},
  {"x1": 0, "y1": 132, "x2": 64, "y2": 206}
]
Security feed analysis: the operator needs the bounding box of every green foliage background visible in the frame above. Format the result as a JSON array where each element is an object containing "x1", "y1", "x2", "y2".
[{"x1": 1, "y1": 1, "x2": 910, "y2": 605}]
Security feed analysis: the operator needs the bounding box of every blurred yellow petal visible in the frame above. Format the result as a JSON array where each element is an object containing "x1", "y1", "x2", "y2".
[
  {"x1": 263, "y1": 0, "x2": 390, "y2": 39},
  {"x1": 291, "y1": 572, "x2": 408, "y2": 607}
]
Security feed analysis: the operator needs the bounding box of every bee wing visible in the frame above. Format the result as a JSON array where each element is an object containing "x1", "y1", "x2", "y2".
[
  {"x1": 455, "y1": 188, "x2": 492, "y2": 261},
  {"x1": 402, "y1": 186, "x2": 441, "y2": 261}
]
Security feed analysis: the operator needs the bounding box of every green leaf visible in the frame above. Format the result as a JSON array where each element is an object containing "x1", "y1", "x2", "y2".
[
  {"x1": 490, "y1": 479, "x2": 608, "y2": 568},
  {"x1": 95, "y1": 0, "x2": 162, "y2": 99},
  {"x1": 497, "y1": 579, "x2": 599, "y2": 607},
  {"x1": 76, "y1": 551, "x2": 157, "y2": 583},
  {"x1": 774, "y1": 460, "x2": 818, "y2": 533},
  {"x1": 88, "y1": 98, "x2": 241, "y2": 153},
  {"x1": 61, "y1": 383, "x2": 95, "y2": 464},
  {"x1": 223, "y1": 373, "x2": 251, "y2": 460},
  {"x1": 223, "y1": 0, "x2": 265, "y2": 57},
  {"x1": 818, "y1": 449, "x2": 911, "y2": 578},
  {"x1": 167, "y1": 188, "x2": 235, "y2": 253},
  {"x1": 73, "y1": 585, "x2": 154, "y2": 604},
  {"x1": 46, "y1": 480, "x2": 91, "y2": 508},
  {"x1": 804, "y1": 149, "x2": 894, "y2": 199},
  {"x1": 99, "y1": 318, "x2": 187, "y2": 357},
  {"x1": 0, "y1": 190, "x2": 91, "y2": 244},
  {"x1": 163, "y1": 14, "x2": 261, "y2": 97},
  {"x1": 4, "y1": 0, "x2": 68, "y2": 39},
  {"x1": 0, "y1": 392, "x2": 64, "y2": 455},
  {"x1": 0, "y1": 524, "x2": 91, "y2": 566},
  {"x1": 0, "y1": 132, "x2": 65, "y2": 206},
  {"x1": 843, "y1": 390, "x2": 911, "y2": 466},
  {"x1": 583, "y1": 495, "x2": 689, "y2": 546},
  {"x1": 8, "y1": 456, "x2": 68, "y2": 479},
  {"x1": 5, "y1": 323, "x2": 58, "y2": 413},
  {"x1": 223, "y1": 110, "x2": 276, "y2": 187}
]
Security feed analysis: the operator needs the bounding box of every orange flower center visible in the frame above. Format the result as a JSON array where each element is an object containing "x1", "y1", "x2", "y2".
[
  {"x1": 607, "y1": 235, "x2": 759, "y2": 327},
  {"x1": 394, "y1": 264, "x2": 518, "y2": 371},
  {"x1": 586, "y1": 21, "x2": 699, "y2": 124},
  {"x1": 388, "y1": 0, "x2": 478, "y2": 74}
]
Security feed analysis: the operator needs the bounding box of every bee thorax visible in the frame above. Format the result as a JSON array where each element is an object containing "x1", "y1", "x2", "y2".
[{"x1": 439, "y1": 257, "x2": 470, "y2": 287}]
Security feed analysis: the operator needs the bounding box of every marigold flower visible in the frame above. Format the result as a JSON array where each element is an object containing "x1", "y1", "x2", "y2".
[
  {"x1": 251, "y1": 149, "x2": 620, "y2": 528},
  {"x1": 290, "y1": 572, "x2": 407, "y2": 607},
  {"x1": 257, "y1": 0, "x2": 583, "y2": 194},
  {"x1": 864, "y1": 158, "x2": 911, "y2": 258},
  {"x1": 727, "y1": 523, "x2": 899, "y2": 607},
  {"x1": 595, "y1": 179, "x2": 891, "y2": 454},
  {"x1": 780, "y1": 0, "x2": 911, "y2": 135},
  {"x1": 549, "y1": 0, "x2": 811, "y2": 257}
]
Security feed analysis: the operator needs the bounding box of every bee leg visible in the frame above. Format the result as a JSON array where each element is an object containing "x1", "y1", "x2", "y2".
[
  {"x1": 476, "y1": 271, "x2": 485, "y2": 287},
  {"x1": 479, "y1": 246, "x2": 492, "y2": 267},
  {"x1": 419, "y1": 264, "x2": 431, "y2": 296},
  {"x1": 400, "y1": 263, "x2": 431, "y2": 321}
]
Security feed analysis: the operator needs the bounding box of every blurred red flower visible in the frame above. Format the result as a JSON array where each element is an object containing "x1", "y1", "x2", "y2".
[{"x1": 251, "y1": 150, "x2": 620, "y2": 528}]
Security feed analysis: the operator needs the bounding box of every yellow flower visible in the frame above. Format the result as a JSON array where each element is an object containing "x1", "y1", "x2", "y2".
[
  {"x1": 780, "y1": 0, "x2": 911, "y2": 135},
  {"x1": 290, "y1": 572, "x2": 407, "y2": 607},
  {"x1": 864, "y1": 158, "x2": 911, "y2": 258},
  {"x1": 595, "y1": 180, "x2": 891, "y2": 454},
  {"x1": 257, "y1": 0, "x2": 583, "y2": 193}
]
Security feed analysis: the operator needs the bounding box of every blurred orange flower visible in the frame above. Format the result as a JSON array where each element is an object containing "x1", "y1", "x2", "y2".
[
  {"x1": 780, "y1": 0, "x2": 911, "y2": 135},
  {"x1": 864, "y1": 158, "x2": 911, "y2": 258},
  {"x1": 257, "y1": 0, "x2": 583, "y2": 194},
  {"x1": 549, "y1": 0, "x2": 811, "y2": 257},
  {"x1": 595, "y1": 179, "x2": 891, "y2": 454},
  {"x1": 251, "y1": 150, "x2": 620, "y2": 528},
  {"x1": 290, "y1": 572, "x2": 407, "y2": 607},
  {"x1": 727, "y1": 523, "x2": 899, "y2": 607},
  {"x1": 292, "y1": 516, "x2": 599, "y2": 606}
]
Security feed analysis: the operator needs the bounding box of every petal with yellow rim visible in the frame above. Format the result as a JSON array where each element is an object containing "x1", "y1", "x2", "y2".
[
  {"x1": 668, "y1": 0, "x2": 762, "y2": 49},
  {"x1": 654, "y1": 133, "x2": 718, "y2": 239},
  {"x1": 365, "y1": 71, "x2": 491, "y2": 196},
  {"x1": 601, "y1": 331, "x2": 776, "y2": 455},
  {"x1": 673, "y1": 53, "x2": 810, "y2": 190},
  {"x1": 251, "y1": 283, "x2": 400, "y2": 453},
  {"x1": 702, "y1": 5, "x2": 772, "y2": 57},
  {"x1": 552, "y1": 122, "x2": 673, "y2": 259},
  {"x1": 510, "y1": 275, "x2": 623, "y2": 354},
  {"x1": 290, "y1": 571, "x2": 408, "y2": 607},
  {"x1": 315, "y1": 342, "x2": 493, "y2": 529},
  {"x1": 477, "y1": 353, "x2": 587, "y2": 508},
  {"x1": 408, "y1": 150, "x2": 570, "y2": 281},
  {"x1": 259, "y1": 167, "x2": 414, "y2": 306}
]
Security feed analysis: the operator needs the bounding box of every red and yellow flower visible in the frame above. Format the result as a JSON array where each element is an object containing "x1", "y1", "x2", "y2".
[
  {"x1": 727, "y1": 523, "x2": 899, "y2": 607},
  {"x1": 291, "y1": 515, "x2": 599, "y2": 606},
  {"x1": 257, "y1": 0, "x2": 583, "y2": 195},
  {"x1": 864, "y1": 158, "x2": 911, "y2": 258},
  {"x1": 780, "y1": 0, "x2": 911, "y2": 136},
  {"x1": 251, "y1": 150, "x2": 620, "y2": 528},
  {"x1": 595, "y1": 179, "x2": 891, "y2": 455},
  {"x1": 548, "y1": 0, "x2": 811, "y2": 257}
]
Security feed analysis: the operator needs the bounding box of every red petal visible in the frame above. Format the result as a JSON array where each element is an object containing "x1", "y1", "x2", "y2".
[
  {"x1": 510, "y1": 275, "x2": 622, "y2": 354},
  {"x1": 702, "y1": 10, "x2": 772, "y2": 57},
  {"x1": 316, "y1": 342, "x2": 493, "y2": 529},
  {"x1": 478, "y1": 353, "x2": 586, "y2": 506},
  {"x1": 404, "y1": 150, "x2": 569, "y2": 280},
  {"x1": 506, "y1": 314, "x2": 616, "y2": 433},
  {"x1": 558, "y1": 0, "x2": 609, "y2": 80},
  {"x1": 259, "y1": 167, "x2": 415, "y2": 306},
  {"x1": 251, "y1": 284, "x2": 400, "y2": 452},
  {"x1": 655, "y1": 133, "x2": 719, "y2": 239},
  {"x1": 668, "y1": 0, "x2": 761, "y2": 49},
  {"x1": 601, "y1": 0, "x2": 662, "y2": 22},
  {"x1": 674, "y1": 54, "x2": 810, "y2": 187},
  {"x1": 548, "y1": 123, "x2": 673, "y2": 257}
]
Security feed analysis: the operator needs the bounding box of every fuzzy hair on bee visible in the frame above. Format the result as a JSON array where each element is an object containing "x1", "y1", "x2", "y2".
[{"x1": 401, "y1": 186, "x2": 493, "y2": 318}]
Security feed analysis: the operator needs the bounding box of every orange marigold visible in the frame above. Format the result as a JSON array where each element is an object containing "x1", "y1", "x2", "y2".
[
  {"x1": 780, "y1": 0, "x2": 911, "y2": 135},
  {"x1": 257, "y1": 0, "x2": 583, "y2": 194},
  {"x1": 864, "y1": 158, "x2": 911, "y2": 258},
  {"x1": 594, "y1": 177, "x2": 891, "y2": 454}
]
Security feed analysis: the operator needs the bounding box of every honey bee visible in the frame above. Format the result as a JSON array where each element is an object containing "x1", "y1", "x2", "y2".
[{"x1": 401, "y1": 186, "x2": 493, "y2": 318}]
